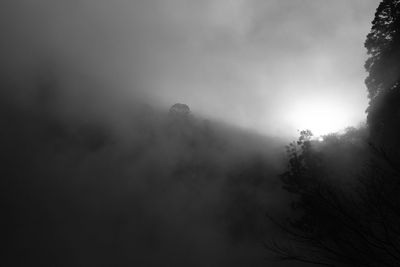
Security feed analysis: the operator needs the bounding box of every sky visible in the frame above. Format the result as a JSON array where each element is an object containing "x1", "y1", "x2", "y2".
[{"x1": 0, "y1": 0, "x2": 380, "y2": 137}]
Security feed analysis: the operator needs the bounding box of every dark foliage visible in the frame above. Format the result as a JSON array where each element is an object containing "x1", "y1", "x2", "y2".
[
  {"x1": 365, "y1": 0, "x2": 400, "y2": 160},
  {"x1": 267, "y1": 2, "x2": 400, "y2": 265},
  {"x1": 267, "y1": 129, "x2": 400, "y2": 266}
]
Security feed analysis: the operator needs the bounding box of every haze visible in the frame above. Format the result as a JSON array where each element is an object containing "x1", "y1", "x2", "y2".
[
  {"x1": 2, "y1": 1, "x2": 389, "y2": 266},
  {"x1": 0, "y1": 0, "x2": 379, "y2": 137}
]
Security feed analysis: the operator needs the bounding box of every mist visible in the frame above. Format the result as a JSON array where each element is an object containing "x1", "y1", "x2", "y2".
[
  {"x1": 1, "y1": 0, "x2": 379, "y2": 136},
  {"x1": 1, "y1": 0, "x2": 388, "y2": 266},
  {"x1": 1, "y1": 77, "x2": 290, "y2": 265}
]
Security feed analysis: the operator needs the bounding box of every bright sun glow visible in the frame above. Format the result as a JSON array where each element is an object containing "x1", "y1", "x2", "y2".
[{"x1": 287, "y1": 98, "x2": 351, "y2": 137}]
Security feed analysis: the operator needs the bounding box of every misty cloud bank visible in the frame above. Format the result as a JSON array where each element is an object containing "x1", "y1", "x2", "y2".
[
  {"x1": 0, "y1": 0, "x2": 380, "y2": 266},
  {"x1": 0, "y1": 0, "x2": 378, "y2": 136},
  {"x1": 0, "y1": 2, "x2": 288, "y2": 265}
]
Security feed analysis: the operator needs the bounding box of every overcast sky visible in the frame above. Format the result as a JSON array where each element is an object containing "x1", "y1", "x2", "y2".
[{"x1": 1, "y1": 0, "x2": 380, "y2": 137}]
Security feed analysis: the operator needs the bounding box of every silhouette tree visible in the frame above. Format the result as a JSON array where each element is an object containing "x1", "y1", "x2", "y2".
[
  {"x1": 365, "y1": 0, "x2": 400, "y2": 156},
  {"x1": 266, "y1": 130, "x2": 400, "y2": 267},
  {"x1": 266, "y1": 2, "x2": 400, "y2": 265}
]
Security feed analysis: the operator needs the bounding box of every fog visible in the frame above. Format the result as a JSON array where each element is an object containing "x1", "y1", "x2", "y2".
[
  {"x1": 1, "y1": 0, "x2": 379, "y2": 136},
  {"x1": 0, "y1": 0, "x2": 382, "y2": 266},
  {"x1": 1, "y1": 78, "x2": 290, "y2": 265}
]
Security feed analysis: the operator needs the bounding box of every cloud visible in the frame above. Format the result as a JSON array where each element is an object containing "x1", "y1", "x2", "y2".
[
  {"x1": 0, "y1": 0, "x2": 379, "y2": 137},
  {"x1": 127, "y1": 0, "x2": 378, "y2": 136}
]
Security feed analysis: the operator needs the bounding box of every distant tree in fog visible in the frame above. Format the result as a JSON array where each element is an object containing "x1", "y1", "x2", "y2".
[{"x1": 169, "y1": 103, "x2": 191, "y2": 117}]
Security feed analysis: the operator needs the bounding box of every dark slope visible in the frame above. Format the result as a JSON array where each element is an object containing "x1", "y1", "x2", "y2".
[{"x1": 1, "y1": 82, "x2": 287, "y2": 266}]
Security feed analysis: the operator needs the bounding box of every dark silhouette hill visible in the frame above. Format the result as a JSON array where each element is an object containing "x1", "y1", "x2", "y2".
[{"x1": 1, "y1": 82, "x2": 288, "y2": 266}]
